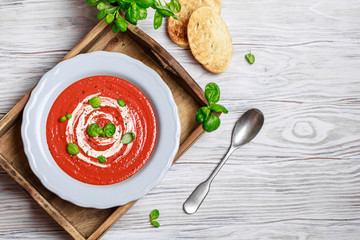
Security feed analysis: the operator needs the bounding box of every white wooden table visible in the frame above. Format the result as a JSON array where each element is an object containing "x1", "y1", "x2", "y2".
[{"x1": 1, "y1": 0, "x2": 360, "y2": 239}]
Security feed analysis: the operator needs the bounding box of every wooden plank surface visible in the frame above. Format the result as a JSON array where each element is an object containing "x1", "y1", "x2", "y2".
[{"x1": 1, "y1": 0, "x2": 360, "y2": 239}]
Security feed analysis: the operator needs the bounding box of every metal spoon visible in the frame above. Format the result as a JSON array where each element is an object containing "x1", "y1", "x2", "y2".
[{"x1": 183, "y1": 108, "x2": 264, "y2": 214}]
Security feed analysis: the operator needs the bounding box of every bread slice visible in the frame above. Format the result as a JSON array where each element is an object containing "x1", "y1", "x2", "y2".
[
  {"x1": 187, "y1": 7, "x2": 232, "y2": 73},
  {"x1": 167, "y1": 0, "x2": 221, "y2": 48}
]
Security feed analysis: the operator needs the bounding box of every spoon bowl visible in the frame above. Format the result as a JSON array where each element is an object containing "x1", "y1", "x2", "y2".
[{"x1": 231, "y1": 109, "x2": 264, "y2": 148}]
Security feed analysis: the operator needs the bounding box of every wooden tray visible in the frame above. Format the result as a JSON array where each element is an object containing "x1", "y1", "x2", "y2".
[{"x1": 0, "y1": 20, "x2": 207, "y2": 240}]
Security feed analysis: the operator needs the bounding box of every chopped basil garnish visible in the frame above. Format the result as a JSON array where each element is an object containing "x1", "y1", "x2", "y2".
[
  {"x1": 89, "y1": 96, "x2": 102, "y2": 108},
  {"x1": 97, "y1": 155, "x2": 106, "y2": 163},
  {"x1": 104, "y1": 122, "x2": 116, "y2": 138},
  {"x1": 60, "y1": 116, "x2": 66, "y2": 122},
  {"x1": 121, "y1": 132, "x2": 135, "y2": 144},
  {"x1": 67, "y1": 143, "x2": 80, "y2": 155},
  {"x1": 87, "y1": 123, "x2": 103, "y2": 137},
  {"x1": 117, "y1": 99, "x2": 126, "y2": 107}
]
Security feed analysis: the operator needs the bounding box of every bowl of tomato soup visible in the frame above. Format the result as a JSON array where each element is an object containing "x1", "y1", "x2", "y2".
[
  {"x1": 46, "y1": 75, "x2": 157, "y2": 185},
  {"x1": 22, "y1": 52, "x2": 180, "y2": 208}
]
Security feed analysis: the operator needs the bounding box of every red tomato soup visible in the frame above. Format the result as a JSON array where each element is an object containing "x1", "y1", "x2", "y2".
[{"x1": 46, "y1": 75, "x2": 157, "y2": 185}]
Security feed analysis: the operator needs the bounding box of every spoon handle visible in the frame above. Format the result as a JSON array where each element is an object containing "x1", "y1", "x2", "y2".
[
  {"x1": 208, "y1": 146, "x2": 235, "y2": 182},
  {"x1": 183, "y1": 180, "x2": 211, "y2": 214},
  {"x1": 183, "y1": 147, "x2": 235, "y2": 214}
]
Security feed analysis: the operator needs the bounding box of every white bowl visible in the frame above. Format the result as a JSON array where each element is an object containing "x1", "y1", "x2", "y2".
[{"x1": 21, "y1": 51, "x2": 181, "y2": 209}]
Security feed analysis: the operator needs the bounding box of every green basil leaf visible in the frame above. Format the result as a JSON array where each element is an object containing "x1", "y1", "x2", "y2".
[
  {"x1": 117, "y1": 99, "x2": 126, "y2": 107},
  {"x1": 163, "y1": 1, "x2": 180, "y2": 15},
  {"x1": 137, "y1": 6, "x2": 147, "y2": 20},
  {"x1": 245, "y1": 52, "x2": 255, "y2": 64},
  {"x1": 205, "y1": 82, "x2": 220, "y2": 104},
  {"x1": 104, "y1": 122, "x2": 116, "y2": 138},
  {"x1": 97, "y1": 2, "x2": 106, "y2": 10},
  {"x1": 195, "y1": 106, "x2": 211, "y2": 123},
  {"x1": 125, "y1": 3, "x2": 139, "y2": 25},
  {"x1": 130, "y1": 3, "x2": 139, "y2": 20},
  {"x1": 107, "y1": 0, "x2": 117, "y2": 3},
  {"x1": 86, "y1": 0, "x2": 99, "y2": 7},
  {"x1": 150, "y1": 209, "x2": 159, "y2": 220},
  {"x1": 209, "y1": 104, "x2": 228, "y2": 114},
  {"x1": 152, "y1": 0, "x2": 159, "y2": 8},
  {"x1": 87, "y1": 123, "x2": 103, "y2": 137},
  {"x1": 164, "y1": 2, "x2": 175, "y2": 12},
  {"x1": 151, "y1": 220, "x2": 160, "y2": 227},
  {"x1": 153, "y1": 10, "x2": 163, "y2": 29},
  {"x1": 156, "y1": 8, "x2": 174, "y2": 18},
  {"x1": 125, "y1": 11, "x2": 136, "y2": 25},
  {"x1": 89, "y1": 96, "x2": 102, "y2": 108},
  {"x1": 67, "y1": 143, "x2": 80, "y2": 155},
  {"x1": 201, "y1": 106, "x2": 211, "y2": 119},
  {"x1": 203, "y1": 114, "x2": 220, "y2": 132},
  {"x1": 121, "y1": 132, "x2": 135, "y2": 144},
  {"x1": 98, "y1": 128, "x2": 105, "y2": 137},
  {"x1": 195, "y1": 110, "x2": 205, "y2": 123},
  {"x1": 153, "y1": 3, "x2": 177, "y2": 19},
  {"x1": 135, "y1": 0, "x2": 154, "y2": 8},
  {"x1": 105, "y1": 14, "x2": 115, "y2": 24},
  {"x1": 115, "y1": 16, "x2": 128, "y2": 32},
  {"x1": 97, "y1": 9, "x2": 107, "y2": 20},
  {"x1": 105, "y1": 5, "x2": 118, "y2": 14},
  {"x1": 97, "y1": 155, "x2": 106, "y2": 163},
  {"x1": 171, "y1": 0, "x2": 181, "y2": 13},
  {"x1": 112, "y1": 23, "x2": 121, "y2": 33},
  {"x1": 118, "y1": 0, "x2": 130, "y2": 11}
]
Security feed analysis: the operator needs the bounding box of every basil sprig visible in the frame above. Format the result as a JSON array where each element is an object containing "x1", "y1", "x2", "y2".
[
  {"x1": 196, "y1": 82, "x2": 228, "y2": 132},
  {"x1": 150, "y1": 209, "x2": 160, "y2": 228},
  {"x1": 86, "y1": 0, "x2": 181, "y2": 32}
]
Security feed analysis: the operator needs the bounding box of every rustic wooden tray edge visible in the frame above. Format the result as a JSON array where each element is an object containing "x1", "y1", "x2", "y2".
[{"x1": 0, "y1": 20, "x2": 206, "y2": 240}]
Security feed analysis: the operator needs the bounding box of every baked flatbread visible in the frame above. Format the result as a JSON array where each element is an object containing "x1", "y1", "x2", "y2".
[
  {"x1": 187, "y1": 7, "x2": 232, "y2": 73},
  {"x1": 167, "y1": 0, "x2": 221, "y2": 48}
]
